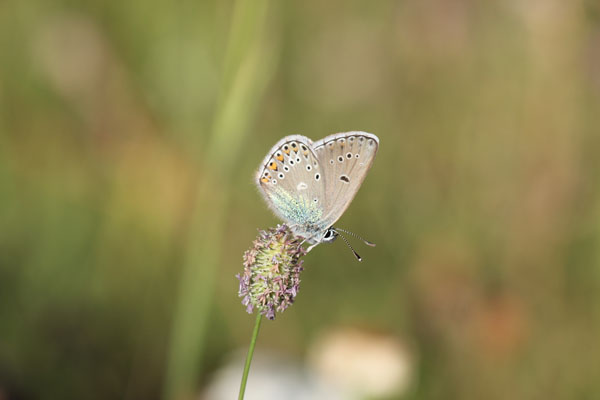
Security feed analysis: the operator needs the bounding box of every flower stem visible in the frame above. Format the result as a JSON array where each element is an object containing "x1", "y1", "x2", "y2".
[{"x1": 238, "y1": 313, "x2": 263, "y2": 400}]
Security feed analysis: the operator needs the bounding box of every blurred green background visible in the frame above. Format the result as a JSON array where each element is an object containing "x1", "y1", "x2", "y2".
[{"x1": 1, "y1": 0, "x2": 600, "y2": 399}]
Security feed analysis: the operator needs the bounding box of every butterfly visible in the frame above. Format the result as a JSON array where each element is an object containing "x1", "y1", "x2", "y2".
[{"x1": 255, "y1": 131, "x2": 379, "y2": 259}]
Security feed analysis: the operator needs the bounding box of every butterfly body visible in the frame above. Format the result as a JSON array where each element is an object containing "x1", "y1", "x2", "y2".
[{"x1": 256, "y1": 131, "x2": 379, "y2": 246}]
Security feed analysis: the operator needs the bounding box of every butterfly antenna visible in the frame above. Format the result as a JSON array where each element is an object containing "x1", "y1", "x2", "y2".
[
  {"x1": 335, "y1": 228, "x2": 376, "y2": 247},
  {"x1": 334, "y1": 230, "x2": 362, "y2": 262}
]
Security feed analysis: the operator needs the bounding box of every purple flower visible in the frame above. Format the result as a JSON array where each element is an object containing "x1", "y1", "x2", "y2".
[{"x1": 236, "y1": 225, "x2": 306, "y2": 320}]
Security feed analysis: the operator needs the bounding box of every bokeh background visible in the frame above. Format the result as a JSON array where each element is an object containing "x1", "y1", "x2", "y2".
[{"x1": 1, "y1": 0, "x2": 600, "y2": 399}]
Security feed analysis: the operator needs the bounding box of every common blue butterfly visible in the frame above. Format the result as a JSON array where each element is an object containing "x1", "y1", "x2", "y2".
[{"x1": 256, "y1": 131, "x2": 379, "y2": 257}]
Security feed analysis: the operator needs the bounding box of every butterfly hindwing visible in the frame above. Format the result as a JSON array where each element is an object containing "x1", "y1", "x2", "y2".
[{"x1": 256, "y1": 135, "x2": 327, "y2": 238}]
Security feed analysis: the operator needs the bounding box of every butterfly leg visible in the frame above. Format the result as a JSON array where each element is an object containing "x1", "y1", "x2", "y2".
[{"x1": 306, "y1": 242, "x2": 318, "y2": 253}]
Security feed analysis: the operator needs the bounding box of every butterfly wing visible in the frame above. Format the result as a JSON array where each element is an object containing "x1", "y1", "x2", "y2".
[
  {"x1": 312, "y1": 131, "x2": 379, "y2": 228},
  {"x1": 256, "y1": 135, "x2": 328, "y2": 239}
]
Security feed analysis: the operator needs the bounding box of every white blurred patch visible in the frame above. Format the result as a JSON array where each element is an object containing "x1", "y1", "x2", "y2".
[
  {"x1": 307, "y1": 328, "x2": 415, "y2": 399},
  {"x1": 200, "y1": 351, "x2": 349, "y2": 400}
]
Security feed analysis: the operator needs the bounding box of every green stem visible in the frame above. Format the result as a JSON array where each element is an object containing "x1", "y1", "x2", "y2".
[{"x1": 238, "y1": 313, "x2": 263, "y2": 400}]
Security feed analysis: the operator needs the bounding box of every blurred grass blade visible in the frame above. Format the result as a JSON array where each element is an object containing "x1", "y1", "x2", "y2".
[{"x1": 163, "y1": 0, "x2": 279, "y2": 399}]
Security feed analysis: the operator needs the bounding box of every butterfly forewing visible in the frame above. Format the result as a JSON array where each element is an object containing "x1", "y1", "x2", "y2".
[
  {"x1": 256, "y1": 135, "x2": 327, "y2": 239},
  {"x1": 312, "y1": 131, "x2": 379, "y2": 228}
]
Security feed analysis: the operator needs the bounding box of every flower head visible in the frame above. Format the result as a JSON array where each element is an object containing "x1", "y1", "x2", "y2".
[{"x1": 237, "y1": 225, "x2": 306, "y2": 320}]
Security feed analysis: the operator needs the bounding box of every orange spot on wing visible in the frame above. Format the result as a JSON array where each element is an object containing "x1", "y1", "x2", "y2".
[
  {"x1": 276, "y1": 154, "x2": 284, "y2": 161},
  {"x1": 261, "y1": 177, "x2": 269, "y2": 183},
  {"x1": 283, "y1": 148, "x2": 290, "y2": 155},
  {"x1": 268, "y1": 162, "x2": 278, "y2": 171}
]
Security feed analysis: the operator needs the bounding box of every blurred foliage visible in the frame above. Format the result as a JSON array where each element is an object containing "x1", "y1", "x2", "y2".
[{"x1": 1, "y1": 0, "x2": 600, "y2": 399}]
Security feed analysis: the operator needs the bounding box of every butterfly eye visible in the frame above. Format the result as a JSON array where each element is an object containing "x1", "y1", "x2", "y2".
[
  {"x1": 278, "y1": 173, "x2": 284, "y2": 179},
  {"x1": 315, "y1": 173, "x2": 320, "y2": 181},
  {"x1": 348, "y1": 136, "x2": 355, "y2": 143},
  {"x1": 329, "y1": 159, "x2": 334, "y2": 165},
  {"x1": 283, "y1": 166, "x2": 290, "y2": 172},
  {"x1": 339, "y1": 174, "x2": 350, "y2": 183},
  {"x1": 313, "y1": 198, "x2": 318, "y2": 203},
  {"x1": 337, "y1": 156, "x2": 344, "y2": 163},
  {"x1": 346, "y1": 153, "x2": 352, "y2": 159},
  {"x1": 355, "y1": 153, "x2": 360, "y2": 158},
  {"x1": 306, "y1": 165, "x2": 312, "y2": 171}
]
